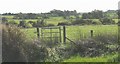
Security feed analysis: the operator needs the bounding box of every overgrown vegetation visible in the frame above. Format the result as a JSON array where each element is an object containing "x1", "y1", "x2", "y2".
[
  {"x1": 1, "y1": 9, "x2": 119, "y2": 62},
  {"x1": 2, "y1": 25, "x2": 48, "y2": 62}
]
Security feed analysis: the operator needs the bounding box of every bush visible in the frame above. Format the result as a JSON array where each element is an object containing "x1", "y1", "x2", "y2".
[
  {"x1": 8, "y1": 20, "x2": 19, "y2": 25},
  {"x1": 47, "y1": 23, "x2": 55, "y2": 27},
  {"x1": 2, "y1": 25, "x2": 28, "y2": 62},
  {"x1": 66, "y1": 36, "x2": 118, "y2": 57},
  {"x1": 92, "y1": 20, "x2": 102, "y2": 25},
  {"x1": 2, "y1": 25, "x2": 49, "y2": 62},
  {"x1": 57, "y1": 22, "x2": 71, "y2": 26},
  {"x1": 22, "y1": 40, "x2": 48, "y2": 62},
  {"x1": 71, "y1": 19, "x2": 93, "y2": 25},
  {"x1": 99, "y1": 18, "x2": 115, "y2": 25},
  {"x1": 71, "y1": 19, "x2": 83, "y2": 25},
  {"x1": 18, "y1": 20, "x2": 26, "y2": 28},
  {"x1": 69, "y1": 38, "x2": 109, "y2": 57},
  {"x1": 25, "y1": 23, "x2": 33, "y2": 28}
]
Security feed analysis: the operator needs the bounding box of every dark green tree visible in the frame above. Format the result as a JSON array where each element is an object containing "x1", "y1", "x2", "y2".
[{"x1": 99, "y1": 18, "x2": 115, "y2": 25}]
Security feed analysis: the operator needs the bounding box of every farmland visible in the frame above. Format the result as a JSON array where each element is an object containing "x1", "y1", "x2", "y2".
[
  {"x1": 23, "y1": 25, "x2": 118, "y2": 41},
  {"x1": 2, "y1": 10, "x2": 120, "y2": 62},
  {"x1": 20, "y1": 25, "x2": 119, "y2": 62}
]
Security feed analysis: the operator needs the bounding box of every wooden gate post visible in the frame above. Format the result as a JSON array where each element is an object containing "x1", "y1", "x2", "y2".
[
  {"x1": 90, "y1": 30, "x2": 93, "y2": 38},
  {"x1": 63, "y1": 26, "x2": 66, "y2": 44},
  {"x1": 36, "y1": 27, "x2": 40, "y2": 39}
]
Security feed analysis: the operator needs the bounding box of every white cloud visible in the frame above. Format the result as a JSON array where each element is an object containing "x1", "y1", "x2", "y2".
[{"x1": 0, "y1": 0, "x2": 119, "y2": 13}]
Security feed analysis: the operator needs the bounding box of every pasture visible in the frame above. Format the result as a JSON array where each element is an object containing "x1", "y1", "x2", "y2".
[
  {"x1": 2, "y1": 15, "x2": 119, "y2": 62},
  {"x1": 23, "y1": 25, "x2": 118, "y2": 41}
]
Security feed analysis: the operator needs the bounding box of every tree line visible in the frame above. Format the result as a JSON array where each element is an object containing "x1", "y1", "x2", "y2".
[
  {"x1": 2, "y1": 9, "x2": 118, "y2": 19},
  {"x1": 1, "y1": 9, "x2": 118, "y2": 28}
]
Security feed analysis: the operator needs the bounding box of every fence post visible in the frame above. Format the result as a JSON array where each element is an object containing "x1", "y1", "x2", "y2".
[
  {"x1": 36, "y1": 27, "x2": 40, "y2": 39},
  {"x1": 63, "y1": 26, "x2": 66, "y2": 44},
  {"x1": 59, "y1": 27, "x2": 62, "y2": 43},
  {"x1": 90, "y1": 30, "x2": 93, "y2": 38}
]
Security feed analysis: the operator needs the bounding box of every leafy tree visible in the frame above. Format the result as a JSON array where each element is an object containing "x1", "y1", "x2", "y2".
[
  {"x1": 99, "y1": 18, "x2": 115, "y2": 25},
  {"x1": 82, "y1": 10, "x2": 104, "y2": 19},
  {"x1": 104, "y1": 10, "x2": 118, "y2": 19},
  {"x1": 13, "y1": 13, "x2": 38, "y2": 19}
]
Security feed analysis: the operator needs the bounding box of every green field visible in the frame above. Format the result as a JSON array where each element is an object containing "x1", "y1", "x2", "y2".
[
  {"x1": 2, "y1": 15, "x2": 119, "y2": 62},
  {"x1": 64, "y1": 53, "x2": 118, "y2": 62},
  {"x1": 2, "y1": 15, "x2": 119, "y2": 26},
  {"x1": 23, "y1": 25, "x2": 118, "y2": 41},
  {"x1": 22, "y1": 25, "x2": 118, "y2": 62}
]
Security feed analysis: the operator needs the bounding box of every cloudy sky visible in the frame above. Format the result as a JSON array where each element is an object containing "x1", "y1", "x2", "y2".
[{"x1": 0, "y1": 0, "x2": 120, "y2": 13}]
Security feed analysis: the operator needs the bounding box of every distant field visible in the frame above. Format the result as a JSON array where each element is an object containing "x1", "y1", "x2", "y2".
[
  {"x1": 2, "y1": 15, "x2": 119, "y2": 26},
  {"x1": 22, "y1": 25, "x2": 118, "y2": 41},
  {"x1": 66, "y1": 25, "x2": 118, "y2": 41},
  {"x1": 45, "y1": 17, "x2": 68, "y2": 25},
  {"x1": 2, "y1": 15, "x2": 14, "y2": 19},
  {"x1": 2, "y1": 15, "x2": 119, "y2": 62}
]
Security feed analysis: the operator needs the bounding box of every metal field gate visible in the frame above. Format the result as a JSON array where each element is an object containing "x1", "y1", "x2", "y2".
[{"x1": 40, "y1": 26, "x2": 62, "y2": 43}]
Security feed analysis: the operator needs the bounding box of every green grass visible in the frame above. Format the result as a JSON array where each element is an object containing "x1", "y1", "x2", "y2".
[
  {"x1": 4, "y1": 16, "x2": 118, "y2": 41},
  {"x1": 66, "y1": 25, "x2": 118, "y2": 41},
  {"x1": 21, "y1": 25, "x2": 118, "y2": 46},
  {"x1": 45, "y1": 17, "x2": 68, "y2": 25},
  {"x1": 64, "y1": 53, "x2": 118, "y2": 62},
  {"x1": 7, "y1": 17, "x2": 67, "y2": 25},
  {"x1": 2, "y1": 15, "x2": 14, "y2": 19},
  {"x1": 21, "y1": 28, "x2": 37, "y2": 40}
]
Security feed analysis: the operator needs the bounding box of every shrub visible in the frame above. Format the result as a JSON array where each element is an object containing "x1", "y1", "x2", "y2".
[
  {"x1": 57, "y1": 22, "x2": 71, "y2": 26},
  {"x1": 47, "y1": 23, "x2": 55, "y2": 27},
  {"x1": 8, "y1": 20, "x2": 18, "y2": 25},
  {"x1": 22, "y1": 40, "x2": 48, "y2": 62},
  {"x1": 25, "y1": 23, "x2": 33, "y2": 28},
  {"x1": 66, "y1": 36, "x2": 118, "y2": 57},
  {"x1": 71, "y1": 19, "x2": 84, "y2": 25},
  {"x1": 18, "y1": 20, "x2": 26, "y2": 28},
  {"x1": 92, "y1": 20, "x2": 102, "y2": 25},
  {"x1": 71, "y1": 19, "x2": 93, "y2": 25},
  {"x1": 99, "y1": 18, "x2": 115, "y2": 25},
  {"x1": 2, "y1": 25, "x2": 28, "y2": 62},
  {"x1": 69, "y1": 38, "x2": 108, "y2": 57},
  {"x1": 2, "y1": 25, "x2": 49, "y2": 62}
]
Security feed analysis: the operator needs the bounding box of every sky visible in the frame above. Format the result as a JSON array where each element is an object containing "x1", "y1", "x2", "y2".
[{"x1": 0, "y1": 0, "x2": 120, "y2": 13}]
